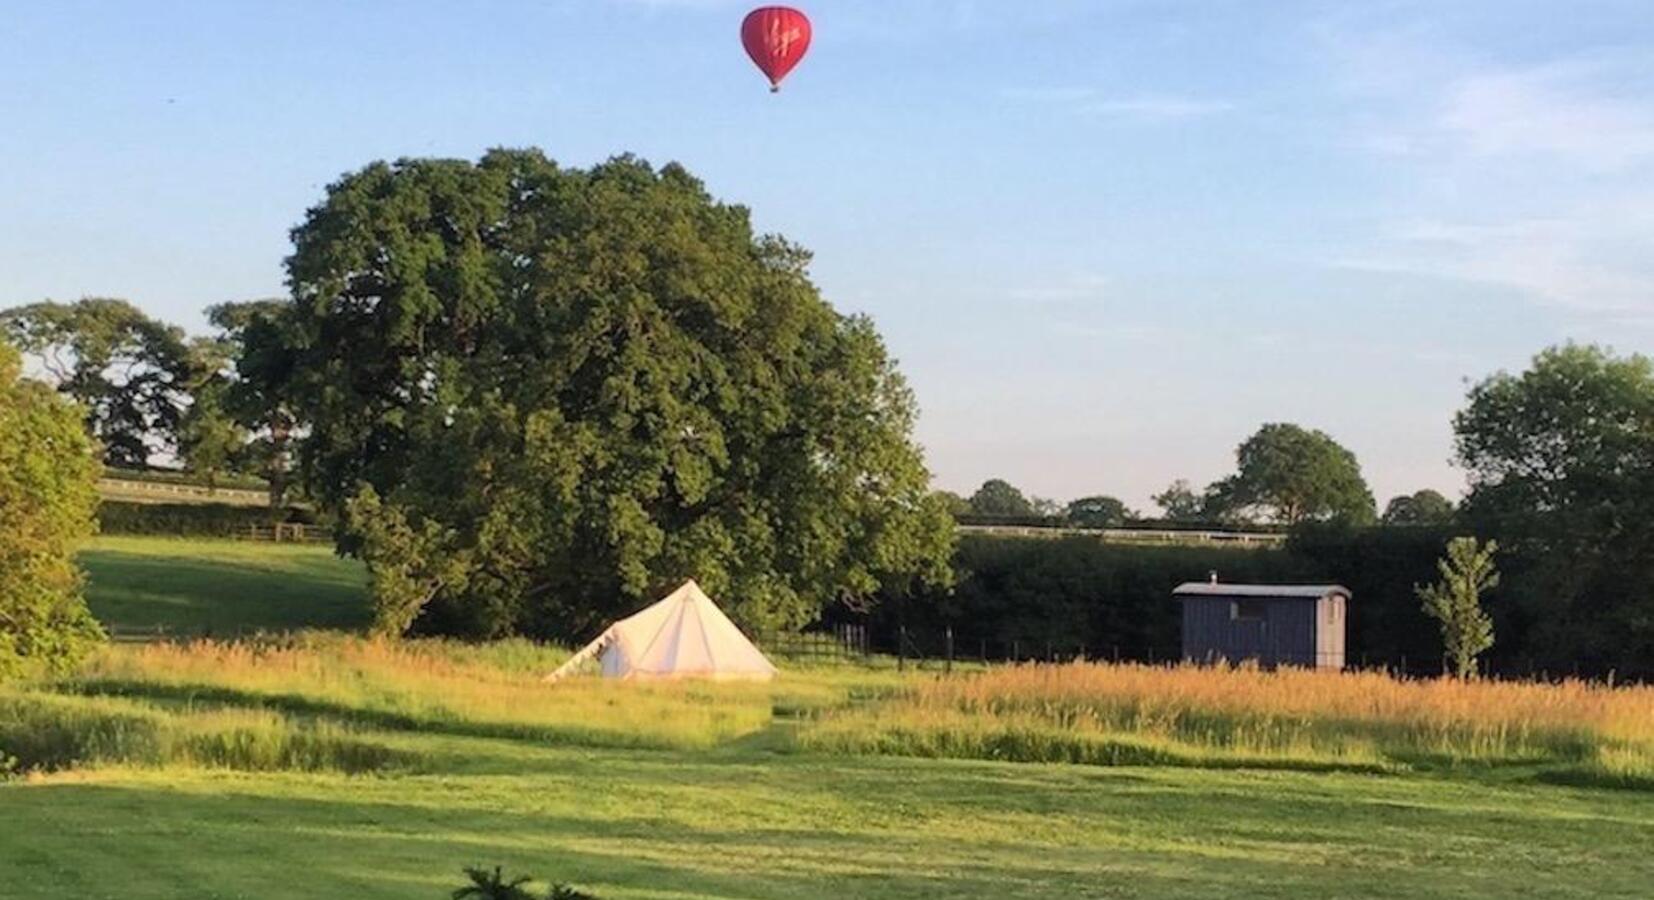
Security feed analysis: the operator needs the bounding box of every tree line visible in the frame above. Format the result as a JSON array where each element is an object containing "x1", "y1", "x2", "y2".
[
  {"x1": 942, "y1": 424, "x2": 1453, "y2": 531},
  {"x1": 3, "y1": 148, "x2": 1653, "y2": 678}
]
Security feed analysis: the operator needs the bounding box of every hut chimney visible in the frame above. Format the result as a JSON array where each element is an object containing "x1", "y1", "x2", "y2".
[{"x1": 1208, "y1": 570, "x2": 1219, "y2": 585}]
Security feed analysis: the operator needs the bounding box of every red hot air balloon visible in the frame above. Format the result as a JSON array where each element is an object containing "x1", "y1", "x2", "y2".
[{"x1": 741, "y1": 6, "x2": 812, "y2": 93}]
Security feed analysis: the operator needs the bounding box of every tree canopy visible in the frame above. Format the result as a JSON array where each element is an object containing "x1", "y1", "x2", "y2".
[
  {"x1": 1382, "y1": 489, "x2": 1455, "y2": 526},
  {"x1": 206, "y1": 300, "x2": 303, "y2": 504},
  {"x1": 1066, "y1": 495, "x2": 1132, "y2": 528},
  {"x1": 1206, "y1": 423, "x2": 1375, "y2": 525},
  {"x1": 260, "y1": 150, "x2": 953, "y2": 637},
  {"x1": 1151, "y1": 479, "x2": 1206, "y2": 522},
  {"x1": 0, "y1": 298, "x2": 193, "y2": 468},
  {"x1": 968, "y1": 479, "x2": 1035, "y2": 518},
  {"x1": 0, "y1": 341, "x2": 103, "y2": 678},
  {"x1": 1455, "y1": 343, "x2": 1654, "y2": 671}
]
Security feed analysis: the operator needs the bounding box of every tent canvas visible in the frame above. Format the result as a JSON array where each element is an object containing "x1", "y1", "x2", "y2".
[{"x1": 545, "y1": 580, "x2": 779, "y2": 681}]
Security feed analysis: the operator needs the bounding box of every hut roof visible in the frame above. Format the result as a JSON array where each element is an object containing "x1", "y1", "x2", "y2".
[{"x1": 1173, "y1": 583, "x2": 1350, "y2": 600}]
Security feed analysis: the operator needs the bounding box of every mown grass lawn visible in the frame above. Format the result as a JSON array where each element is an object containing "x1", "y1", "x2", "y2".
[
  {"x1": 5, "y1": 536, "x2": 1649, "y2": 899},
  {"x1": 10, "y1": 738, "x2": 1654, "y2": 899},
  {"x1": 78, "y1": 536, "x2": 370, "y2": 636}
]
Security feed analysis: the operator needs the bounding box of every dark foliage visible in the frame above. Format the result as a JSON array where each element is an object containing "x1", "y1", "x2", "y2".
[{"x1": 97, "y1": 501, "x2": 314, "y2": 537}]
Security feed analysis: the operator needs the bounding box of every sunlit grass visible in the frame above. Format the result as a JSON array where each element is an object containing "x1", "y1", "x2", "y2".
[
  {"x1": 0, "y1": 688, "x2": 397, "y2": 774},
  {"x1": 799, "y1": 661, "x2": 1654, "y2": 783},
  {"x1": 66, "y1": 634, "x2": 785, "y2": 750}
]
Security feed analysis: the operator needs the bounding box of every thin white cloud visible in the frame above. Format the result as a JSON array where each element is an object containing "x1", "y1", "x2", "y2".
[
  {"x1": 1334, "y1": 214, "x2": 1654, "y2": 313},
  {"x1": 1441, "y1": 65, "x2": 1654, "y2": 171},
  {"x1": 1314, "y1": 19, "x2": 1654, "y2": 314},
  {"x1": 1009, "y1": 273, "x2": 1109, "y2": 302},
  {"x1": 1000, "y1": 88, "x2": 1233, "y2": 121},
  {"x1": 1080, "y1": 96, "x2": 1235, "y2": 120}
]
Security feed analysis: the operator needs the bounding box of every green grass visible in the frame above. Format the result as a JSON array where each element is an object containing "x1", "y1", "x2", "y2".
[
  {"x1": 8, "y1": 738, "x2": 1654, "y2": 898},
  {"x1": 78, "y1": 536, "x2": 370, "y2": 636},
  {"x1": 6, "y1": 536, "x2": 1649, "y2": 898}
]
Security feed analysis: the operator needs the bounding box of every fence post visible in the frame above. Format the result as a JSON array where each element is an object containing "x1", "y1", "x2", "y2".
[
  {"x1": 945, "y1": 626, "x2": 954, "y2": 675},
  {"x1": 1012, "y1": 640, "x2": 1019, "y2": 663},
  {"x1": 898, "y1": 624, "x2": 907, "y2": 673}
]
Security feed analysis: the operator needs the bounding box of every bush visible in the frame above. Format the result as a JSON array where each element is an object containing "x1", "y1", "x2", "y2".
[
  {"x1": 97, "y1": 501, "x2": 317, "y2": 537},
  {"x1": 0, "y1": 341, "x2": 104, "y2": 679}
]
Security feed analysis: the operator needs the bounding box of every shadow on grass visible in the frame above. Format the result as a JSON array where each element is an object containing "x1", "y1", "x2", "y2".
[{"x1": 64, "y1": 679, "x2": 701, "y2": 752}]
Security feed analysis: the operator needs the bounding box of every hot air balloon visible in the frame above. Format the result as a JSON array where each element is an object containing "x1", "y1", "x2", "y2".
[{"x1": 741, "y1": 6, "x2": 812, "y2": 93}]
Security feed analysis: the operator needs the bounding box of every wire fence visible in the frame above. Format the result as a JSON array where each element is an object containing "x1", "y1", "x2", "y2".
[{"x1": 754, "y1": 623, "x2": 1625, "y2": 683}]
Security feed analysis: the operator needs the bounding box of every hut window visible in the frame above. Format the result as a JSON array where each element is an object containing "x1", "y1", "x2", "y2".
[{"x1": 1230, "y1": 599, "x2": 1268, "y2": 622}]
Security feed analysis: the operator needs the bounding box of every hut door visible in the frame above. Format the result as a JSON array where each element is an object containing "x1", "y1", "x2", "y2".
[{"x1": 1229, "y1": 599, "x2": 1270, "y2": 665}]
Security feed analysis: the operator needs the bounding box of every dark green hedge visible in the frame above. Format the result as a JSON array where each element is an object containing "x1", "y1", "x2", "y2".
[
  {"x1": 860, "y1": 529, "x2": 1460, "y2": 672},
  {"x1": 97, "y1": 501, "x2": 317, "y2": 537}
]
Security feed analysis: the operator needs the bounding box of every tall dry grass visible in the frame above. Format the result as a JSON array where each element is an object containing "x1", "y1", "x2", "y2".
[
  {"x1": 0, "y1": 689, "x2": 395, "y2": 774},
  {"x1": 68, "y1": 634, "x2": 776, "y2": 749},
  {"x1": 799, "y1": 662, "x2": 1654, "y2": 784}
]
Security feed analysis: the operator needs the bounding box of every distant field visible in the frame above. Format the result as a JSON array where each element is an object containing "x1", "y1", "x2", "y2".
[
  {"x1": 4, "y1": 536, "x2": 1648, "y2": 898},
  {"x1": 78, "y1": 536, "x2": 370, "y2": 636}
]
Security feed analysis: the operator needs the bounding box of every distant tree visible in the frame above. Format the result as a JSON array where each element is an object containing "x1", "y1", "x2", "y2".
[
  {"x1": 266, "y1": 151, "x2": 953, "y2": 637},
  {"x1": 546, "y1": 886, "x2": 599, "y2": 900},
  {"x1": 932, "y1": 490, "x2": 972, "y2": 518},
  {"x1": 206, "y1": 300, "x2": 303, "y2": 505},
  {"x1": 0, "y1": 298, "x2": 193, "y2": 467},
  {"x1": 1066, "y1": 495, "x2": 1132, "y2": 528},
  {"x1": 1454, "y1": 343, "x2": 1654, "y2": 672},
  {"x1": 1416, "y1": 537, "x2": 1498, "y2": 679},
  {"x1": 1381, "y1": 490, "x2": 1455, "y2": 526},
  {"x1": 1152, "y1": 479, "x2": 1205, "y2": 522},
  {"x1": 177, "y1": 336, "x2": 249, "y2": 489},
  {"x1": 0, "y1": 341, "x2": 104, "y2": 679},
  {"x1": 1029, "y1": 496, "x2": 1064, "y2": 518},
  {"x1": 452, "y1": 866, "x2": 535, "y2": 900},
  {"x1": 1205, "y1": 423, "x2": 1375, "y2": 525},
  {"x1": 968, "y1": 479, "x2": 1035, "y2": 517}
]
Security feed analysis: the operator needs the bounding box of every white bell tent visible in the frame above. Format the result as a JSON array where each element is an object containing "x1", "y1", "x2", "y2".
[{"x1": 545, "y1": 580, "x2": 779, "y2": 682}]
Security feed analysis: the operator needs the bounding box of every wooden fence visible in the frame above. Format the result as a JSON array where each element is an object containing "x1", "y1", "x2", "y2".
[
  {"x1": 97, "y1": 477, "x2": 271, "y2": 508},
  {"x1": 957, "y1": 524, "x2": 1287, "y2": 548},
  {"x1": 238, "y1": 523, "x2": 331, "y2": 543}
]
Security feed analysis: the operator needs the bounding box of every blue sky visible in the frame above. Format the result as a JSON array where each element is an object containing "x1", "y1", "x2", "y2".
[{"x1": 4, "y1": 1, "x2": 1652, "y2": 510}]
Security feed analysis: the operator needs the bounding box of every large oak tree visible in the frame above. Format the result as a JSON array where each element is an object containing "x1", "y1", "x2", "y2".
[
  {"x1": 268, "y1": 150, "x2": 954, "y2": 637},
  {"x1": 1455, "y1": 343, "x2": 1654, "y2": 672}
]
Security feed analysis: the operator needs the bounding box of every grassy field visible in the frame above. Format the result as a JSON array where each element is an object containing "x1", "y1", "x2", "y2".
[
  {"x1": 4, "y1": 537, "x2": 1652, "y2": 898},
  {"x1": 79, "y1": 536, "x2": 370, "y2": 636}
]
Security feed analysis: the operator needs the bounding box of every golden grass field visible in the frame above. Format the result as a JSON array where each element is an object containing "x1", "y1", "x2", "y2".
[{"x1": 799, "y1": 660, "x2": 1654, "y2": 783}]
